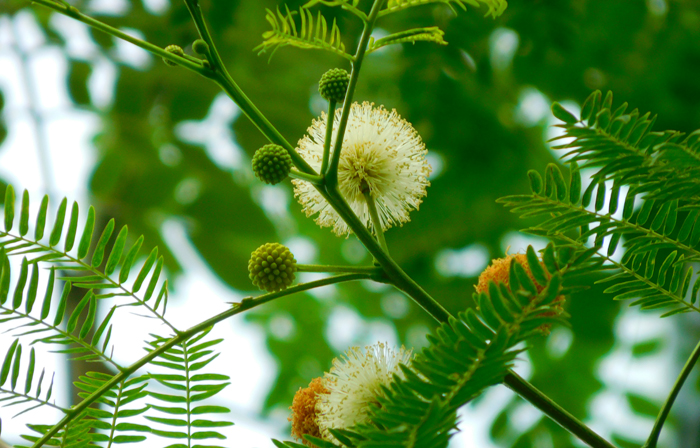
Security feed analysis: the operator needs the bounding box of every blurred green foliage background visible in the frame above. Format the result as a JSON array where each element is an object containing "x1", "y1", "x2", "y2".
[{"x1": 1, "y1": 0, "x2": 700, "y2": 447}]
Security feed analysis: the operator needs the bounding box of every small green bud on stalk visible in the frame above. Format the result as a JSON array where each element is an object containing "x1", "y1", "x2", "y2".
[
  {"x1": 252, "y1": 144, "x2": 293, "y2": 185},
  {"x1": 248, "y1": 243, "x2": 297, "y2": 292},
  {"x1": 318, "y1": 68, "x2": 350, "y2": 103},
  {"x1": 193, "y1": 39, "x2": 209, "y2": 56},
  {"x1": 163, "y1": 45, "x2": 184, "y2": 66}
]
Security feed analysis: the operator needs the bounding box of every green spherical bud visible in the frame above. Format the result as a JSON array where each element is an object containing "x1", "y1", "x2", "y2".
[
  {"x1": 193, "y1": 39, "x2": 209, "y2": 56},
  {"x1": 163, "y1": 45, "x2": 184, "y2": 66},
  {"x1": 248, "y1": 243, "x2": 297, "y2": 292},
  {"x1": 319, "y1": 68, "x2": 350, "y2": 103},
  {"x1": 252, "y1": 144, "x2": 293, "y2": 185}
]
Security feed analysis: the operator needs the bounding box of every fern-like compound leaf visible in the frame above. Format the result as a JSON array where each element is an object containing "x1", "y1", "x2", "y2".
[
  {"x1": 499, "y1": 154, "x2": 700, "y2": 316},
  {"x1": 145, "y1": 327, "x2": 233, "y2": 447},
  {"x1": 368, "y1": 27, "x2": 447, "y2": 53},
  {"x1": 0, "y1": 187, "x2": 189, "y2": 443},
  {"x1": 379, "y1": 0, "x2": 507, "y2": 18},
  {"x1": 302, "y1": 0, "x2": 366, "y2": 20},
  {"x1": 255, "y1": 6, "x2": 354, "y2": 61},
  {"x1": 69, "y1": 372, "x2": 151, "y2": 445},
  {"x1": 0, "y1": 342, "x2": 61, "y2": 420},
  {"x1": 551, "y1": 90, "x2": 700, "y2": 204},
  {"x1": 18, "y1": 411, "x2": 98, "y2": 448}
]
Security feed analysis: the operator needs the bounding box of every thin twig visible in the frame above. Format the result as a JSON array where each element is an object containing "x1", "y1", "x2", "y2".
[{"x1": 643, "y1": 338, "x2": 700, "y2": 448}]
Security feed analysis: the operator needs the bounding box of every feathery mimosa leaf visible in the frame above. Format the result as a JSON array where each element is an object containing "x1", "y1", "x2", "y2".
[
  {"x1": 368, "y1": 27, "x2": 447, "y2": 53},
  {"x1": 380, "y1": 0, "x2": 507, "y2": 18},
  {"x1": 255, "y1": 6, "x2": 353, "y2": 61},
  {"x1": 119, "y1": 235, "x2": 144, "y2": 283},
  {"x1": 133, "y1": 247, "x2": 158, "y2": 293},
  {"x1": 25, "y1": 263, "x2": 39, "y2": 314},
  {"x1": 12, "y1": 258, "x2": 29, "y2": 310}
]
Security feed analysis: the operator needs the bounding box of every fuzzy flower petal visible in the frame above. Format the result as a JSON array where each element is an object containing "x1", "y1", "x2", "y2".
[
  {"x1": 316, "y1": 342, "x2": 413, "y2": 444},
  {"x1": 293, "y1": 102, "x2": 431, "y2": 236}
]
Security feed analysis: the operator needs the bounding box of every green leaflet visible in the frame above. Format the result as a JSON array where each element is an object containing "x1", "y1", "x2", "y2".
[
  {"x1": 368, "y1": 26, "x2": 447, "y2": 53},
  {"x1": 380, "y1": 0, "x2": 507, "y2": 18},
  {"x1": 500, "y1": 92, "x2": 700, "y2": 317}
]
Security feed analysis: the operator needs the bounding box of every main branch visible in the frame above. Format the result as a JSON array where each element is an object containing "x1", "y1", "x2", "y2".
[{"x1": 30, "y1": 273, "x2": 372, "y2": 447}]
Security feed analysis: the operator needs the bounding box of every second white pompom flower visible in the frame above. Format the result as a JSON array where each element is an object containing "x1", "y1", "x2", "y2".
[
  {"x1": 315, "y1": 342, "x2": 413, "y2": 444},
  {"x1": 293, "y1": 102, "x2": 431, "y2": 236}
]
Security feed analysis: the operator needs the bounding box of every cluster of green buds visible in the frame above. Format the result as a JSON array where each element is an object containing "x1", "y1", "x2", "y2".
[
  {"x1": 248, "y1": 242, "x2": 297, "y2": 292},
  {"x1": 162, "y1": 40, "x2": 210, "y2": 67},
  {"x1": 248, "y1": 68, "x2": 349, "y2": 185},
  {"x1": 318, "y1": 68, "x2": 350, "y2": 103},
  {"x1": 252, "y1": 144, "x2": 292, "y2": 185}
]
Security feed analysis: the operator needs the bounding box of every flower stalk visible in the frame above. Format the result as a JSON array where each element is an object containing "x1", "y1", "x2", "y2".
[
  {"x1": 296, "y1": 264, "x2": 383, "y2": 275},
  {"x1": 290, "y1": 170, "x2": 324, "y2": 185},
  {"x1": 321, "y1": 100, "x2": 337, "y2": 175},
  {"x1": 643, "y1": 337, "x2": 700, "y2": 448},
  {"x1": 363, "y1": 186, "x2": 390, "y2": 254},
  {"x1": 504, "y1": 372, "x2": 616, "y2": 448},
  {"x1": 325, "y1": 0, "x2": 387, "y2": 189},
  {"x1": 33, "y1": 0, "x2": 206, "y2": 73}
]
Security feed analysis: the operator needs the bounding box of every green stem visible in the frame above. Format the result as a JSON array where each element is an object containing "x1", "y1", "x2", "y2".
[
  {"x1": 34, "y1": 0, "x2": 314, "y2": 175},
  {"x1": 31, "y1": 273, "x2": 370, "y2": 448},
  {"x1": 289, "y1": 170, "x2": 323, "y2": 185},
  {"x1": 33, "y1": 0, "x2": 206, "y2": 73},
  {"x1": 505, "y1": 372, "x2": 616, "y2": 448},
  {"x1": 296, "y1": 264, "x2": 382, "y2": 274},
  {"x1": 363, "y1": 186, "x2": 389, "y2": 253},
  {"x1": 325, "y1": 0, "x2": 387, "y2": 188},
  {"x1": 326, "y1": 192, "x2": 451, "y2": 321},
  {"x1": 182, "y1": 0, "x2": 315, "y2": 175},
  {"x1": 321, "y1": 100, "x2": 337, "y2": 175},
  {"x1": 212, "y1": 73, "x2": 314, "y2": 174},
  {"x1": 643, "y1": 338, "x2": 700, "y2": 448}
]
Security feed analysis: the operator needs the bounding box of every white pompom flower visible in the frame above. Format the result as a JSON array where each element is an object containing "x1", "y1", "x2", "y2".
[
  {"x1": 315, "y1": 342, "x2": 414, "y2": 444},
  {"x1": 292, "y1": 102, "x2": 431, "y2": 236}
]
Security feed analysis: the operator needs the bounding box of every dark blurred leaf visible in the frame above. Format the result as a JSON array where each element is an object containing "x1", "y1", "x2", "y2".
[{"x1": 67, "y1": 60, "x2": 91, "y2": 106}]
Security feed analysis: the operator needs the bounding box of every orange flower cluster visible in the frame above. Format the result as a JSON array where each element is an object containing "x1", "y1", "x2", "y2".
[
  {"x1": 289, "y1": 377, "x2": 328, "y2": 447},
  {"x1": 475, "y1": 253, "x2": 565, "y2": 334}
]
